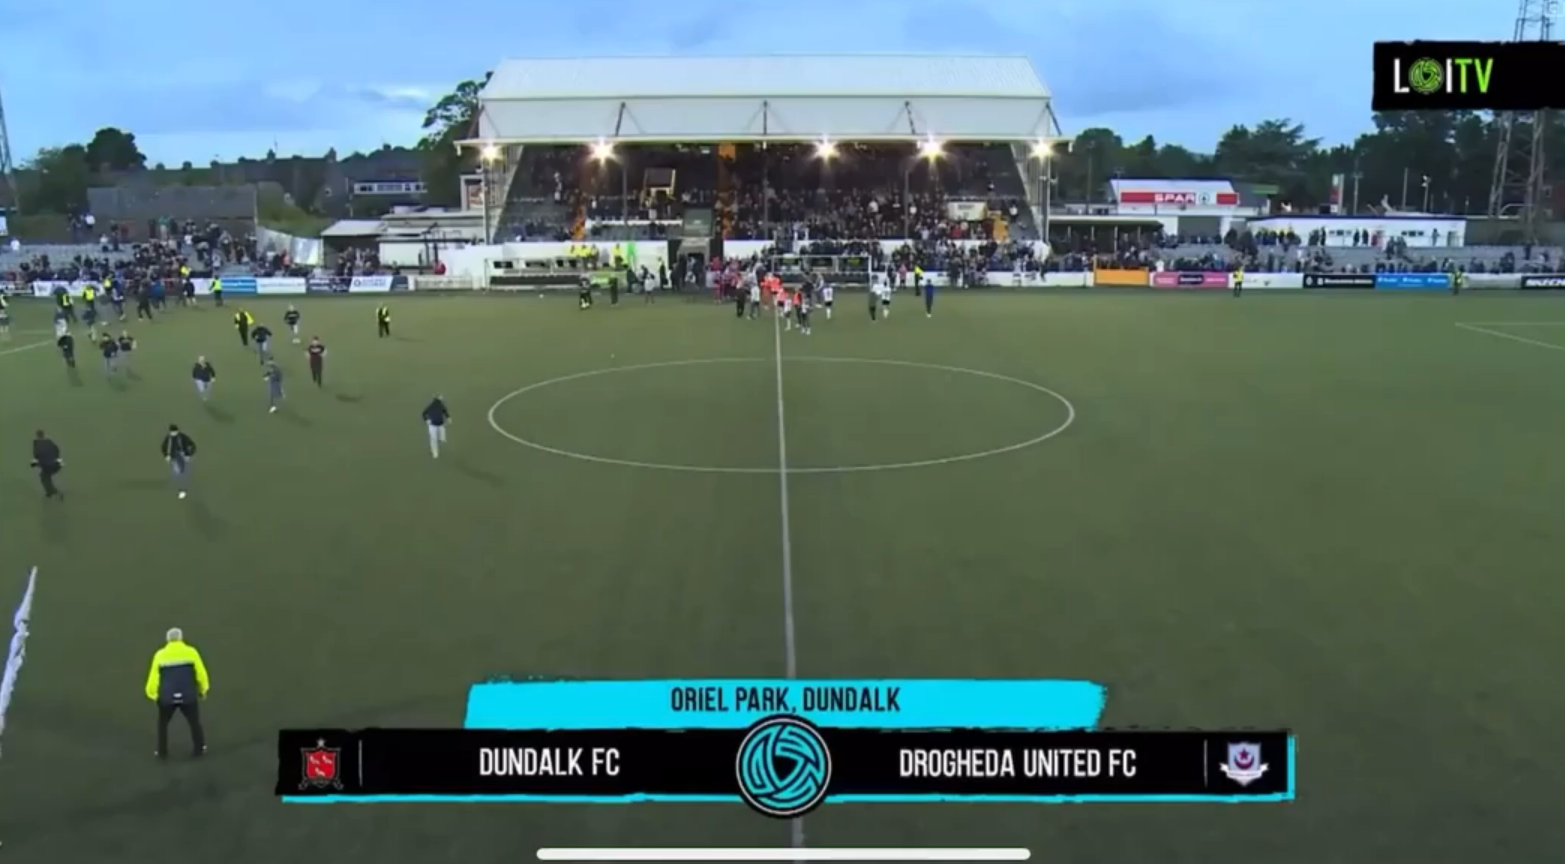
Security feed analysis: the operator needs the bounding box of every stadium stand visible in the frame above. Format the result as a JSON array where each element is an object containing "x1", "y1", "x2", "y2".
[{"x1": 475, "y1": 56, "x2": 1060, "y2": 248}]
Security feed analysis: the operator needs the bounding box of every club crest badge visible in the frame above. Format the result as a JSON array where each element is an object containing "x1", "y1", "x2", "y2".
[
  {"x1": 1219, "y1": 742, "x2": 1268, "y2": 787},
  {"x1": 300, "y1": 738, "x2": 343, "y2": 790}
]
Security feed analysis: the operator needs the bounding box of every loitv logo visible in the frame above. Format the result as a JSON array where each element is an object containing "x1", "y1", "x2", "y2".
[{"x1": 1392, "y1": 56, "x2": 1494, "y2": 95}]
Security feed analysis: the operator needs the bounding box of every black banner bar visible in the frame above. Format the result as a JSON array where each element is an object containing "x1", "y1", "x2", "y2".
[
  {"x1": 278, "y1": 728, "x2": 1291, "y2": 804},
  {"x1": 1303, "y1": 273, "x2": 1375, "y2": 289},
  {"x1": 1520, "y1": 274, "x2": 1565, "y2": 290},
  {"x1": 1372, "y1": 41, "x2": 1562, "y2": 111}
]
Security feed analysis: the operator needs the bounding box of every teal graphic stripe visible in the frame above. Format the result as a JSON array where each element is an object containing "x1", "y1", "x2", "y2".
[{"x1": 462, "y1": 679, "x2": 1107, "y2": 729}]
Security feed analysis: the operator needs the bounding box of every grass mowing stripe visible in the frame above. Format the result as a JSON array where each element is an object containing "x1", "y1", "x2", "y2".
[{"x1": 771, "y1": 309, "x2": 805, "y2": 854}]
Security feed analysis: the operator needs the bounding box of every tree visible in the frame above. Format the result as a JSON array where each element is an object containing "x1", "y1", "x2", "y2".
[
  {"x1": 19, "y1": 146, "x2": 91, "y2": 212},
  {"x1": 1052, "y1": 127, "x2": 1124, "y2": 202},
  {"x1": 84, "y1": 127, "x2": 147, "y2": 172},
  {"x1": 417, "y1": 72, "x2": 491, "y2": 207}
]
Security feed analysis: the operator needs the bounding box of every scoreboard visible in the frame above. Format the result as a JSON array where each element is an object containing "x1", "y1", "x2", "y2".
[{"x1": 276, "y1": 679, "x2": 1295, "y2": 816}]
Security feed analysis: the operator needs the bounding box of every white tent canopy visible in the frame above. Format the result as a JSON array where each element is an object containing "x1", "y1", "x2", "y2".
[{"x1": 471, "y1": 55, "x2": 1059, "y2": 145}]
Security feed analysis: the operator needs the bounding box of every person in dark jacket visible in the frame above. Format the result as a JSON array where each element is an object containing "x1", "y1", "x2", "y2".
[
  {"x1": 161, "y1": 424, "x2": 197, "y2": 500},
  {"x1": 145, "y1": 627, "x2": 209, "y2": 759},
  {"x1": 30, "y1": 430, "x2": 64, "y2": 499},
  {"x1": 422, "y1": 396, "x2": 450, "y2": 459}
]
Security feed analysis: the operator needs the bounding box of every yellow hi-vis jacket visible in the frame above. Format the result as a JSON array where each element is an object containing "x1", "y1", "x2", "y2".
[{"x1": 145, "y1": 640, "x2": 211, "y2": 702}]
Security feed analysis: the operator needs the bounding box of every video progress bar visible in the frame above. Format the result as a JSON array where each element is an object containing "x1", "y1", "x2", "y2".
[{"x1": 537, "y1": 849, "x2": 1031, "y2": 862}]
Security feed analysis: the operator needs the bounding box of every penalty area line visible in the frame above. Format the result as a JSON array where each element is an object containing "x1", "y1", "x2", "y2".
[
  {"x1": 1455, "y1": 322, "x2": 1565, "y2": 353},
  {"x1": 0, "y1": 339, "x2": 54, "y2": 359}
]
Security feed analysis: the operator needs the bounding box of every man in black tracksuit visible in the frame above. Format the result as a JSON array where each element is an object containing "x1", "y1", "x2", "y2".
[
  {"x1": 145, "y1": 627, "x2": 210, "y2": 759},
  {"x1": 376, "y1": 305, "x2": 391, "y2": 338},
  {"x1": 30, "y1": 430, "x2": 64, "y2": 499}
]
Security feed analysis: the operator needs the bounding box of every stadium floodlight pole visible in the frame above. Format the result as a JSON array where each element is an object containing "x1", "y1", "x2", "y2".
[
  {"x1": 1031, "y1": 137, "x2": 1072, "y2": 248},
  {"x1": 479, "y1": 143, "x2": 500, "y2": 244},
  {"x1": 586, "y1": 138, "x2": 623, "y2": 225}
]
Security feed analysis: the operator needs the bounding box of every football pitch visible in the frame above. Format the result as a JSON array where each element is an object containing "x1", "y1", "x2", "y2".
[{"x1": 0, "y1": 290, "x2": 1561, "y2": 863}]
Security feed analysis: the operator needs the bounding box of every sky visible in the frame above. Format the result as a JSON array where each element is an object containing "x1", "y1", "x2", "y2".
[{"x1": 0, "y1": 0, "x2": 1507, "y2": 166}]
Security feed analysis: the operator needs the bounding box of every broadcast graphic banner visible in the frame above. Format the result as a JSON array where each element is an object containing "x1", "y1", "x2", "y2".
[
  {"x1": 464, "y1": 679, "x2": 1104, "y2": 730},
  {"x1": 278, "y1": 726, "x2": 1295, "y2": 811},
  {"x1": 1375, "y1": 273, "x2": 1451, "y2": 290},
  {"x1": 1151, "y1": 272, "x2": 1228, "y2": 289}
]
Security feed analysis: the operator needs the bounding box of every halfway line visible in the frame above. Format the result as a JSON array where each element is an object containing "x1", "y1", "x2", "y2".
[{"x1": 770, "y1": 309, "x2": 804, "y2": 853}]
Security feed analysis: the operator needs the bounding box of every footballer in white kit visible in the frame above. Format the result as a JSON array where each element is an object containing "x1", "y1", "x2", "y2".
[
  {"x1": 869, "y1": 273, "x2": 892, "y2": 319},
  {"x1": 747, "y1": 279, "x2": 762, "y2": 319},
  {"x1": 820, "y1": 283, "x2": 835, "y2": 319},
  {"x1": 780, "y1": 288, "x2": 795, "y2": 330}
]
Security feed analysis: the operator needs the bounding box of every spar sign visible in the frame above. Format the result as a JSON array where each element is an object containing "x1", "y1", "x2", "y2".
[{"x1": 1118, "y1": 190, "x2": 1241, "y2": 206}]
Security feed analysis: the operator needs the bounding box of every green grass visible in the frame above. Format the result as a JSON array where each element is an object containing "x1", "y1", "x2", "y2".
[{"x1": 1, "y1": 290, "x2": 1563, "y2": 862}]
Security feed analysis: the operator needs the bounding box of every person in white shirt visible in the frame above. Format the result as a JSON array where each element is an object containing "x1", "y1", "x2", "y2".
[
  {"x1": 796, "y1": 293, "x2": 812, "y2": 336},
  {"x1": 780, "y1": 287, "x2": 794, "y2": 330},
  {"x1": 747, "y1": 278, "x2": 761, "y2": 320},
  {"x1": 820, "y1": 283, "x2": 834, "y2": 319}
]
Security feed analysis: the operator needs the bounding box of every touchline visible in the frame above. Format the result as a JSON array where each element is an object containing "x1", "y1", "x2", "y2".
[{"x1": 1393, "y1": 57, "x2": 1494, "y2": 94}]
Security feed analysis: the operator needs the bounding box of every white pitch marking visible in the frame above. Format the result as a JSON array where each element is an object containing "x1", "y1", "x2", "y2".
[
  {"x1": 1455, "y1": 322, "x2": 1565, "y2": 353},
  {"x1": 770, "y1": 314, "x2": 805, "y2": 855},
  {"x1": 0, "y1": 339, "x2": 54, "y2": 359},
  {"x1": 486, "y1": 357, "x2": 1076, "y2": 475},
  {"x1": 1461, "y1": 321, "x2": 1565, "y2": 326}
]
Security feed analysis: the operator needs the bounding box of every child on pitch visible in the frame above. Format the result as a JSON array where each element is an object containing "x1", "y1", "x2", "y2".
[
  {"x1": 116, "y1": 330, "x2": 136, "y2": 371},
  {"x1": 98, "y1": 332, "x2": 119, "y2": 374}
]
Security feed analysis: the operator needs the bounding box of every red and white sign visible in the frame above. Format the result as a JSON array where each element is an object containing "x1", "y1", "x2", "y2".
[{"x1": 1119, "y1": 190, "x2": 1240, "y2": 206}]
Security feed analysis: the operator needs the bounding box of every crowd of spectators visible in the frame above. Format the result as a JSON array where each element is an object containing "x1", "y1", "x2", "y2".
[
  {"x1": 331, "y1": 247, "x2": 385, "y2": 278},
  {"x1": 6, "y1": 237, "x2": 210, "y2": 286},
  {"x1": 505, "y1": 142, "x2": 1035, "y2": 244}
]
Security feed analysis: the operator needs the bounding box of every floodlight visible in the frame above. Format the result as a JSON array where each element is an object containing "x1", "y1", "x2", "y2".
[
  {"x1": 479, "y1": 143, "x2": 500, "y2": 163},
  {"x1": 1031, "y1": 139, "x2": 1054, "y2": 160},
  {"x1": 815, "y1": 137, "x2": 838, "y2": 160},
  {"x1": 918, "y1": 136, "x2": 943, "y2": 159},
  {"x1": 589, "y1": 138, "x2": 615, "y2": 162}
]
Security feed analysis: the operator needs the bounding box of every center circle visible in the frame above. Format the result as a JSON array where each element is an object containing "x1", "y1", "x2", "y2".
[{"x1": 486, "y1": 357, "x2": 1076, "y2": 475}]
